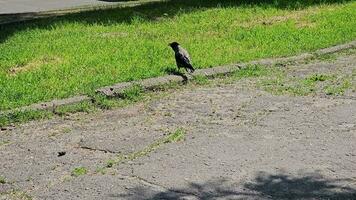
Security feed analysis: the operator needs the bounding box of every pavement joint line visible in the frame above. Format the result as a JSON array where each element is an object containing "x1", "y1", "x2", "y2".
[{"x1": 1, "y1": 40, "x2": 355, "y2": 116}]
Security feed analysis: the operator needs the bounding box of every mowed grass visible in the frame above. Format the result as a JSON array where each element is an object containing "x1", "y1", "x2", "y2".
[{"x1": 0, "y1": 0, "x2": 356, "y2": 110}]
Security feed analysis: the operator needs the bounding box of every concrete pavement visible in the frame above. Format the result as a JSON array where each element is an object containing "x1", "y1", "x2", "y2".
[{"x1": 0, "y1": 0, "x2": 117, "y2": 14}]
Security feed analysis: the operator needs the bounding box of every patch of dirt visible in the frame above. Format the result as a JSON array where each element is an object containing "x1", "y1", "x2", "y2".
[{"x1": 8, "y1": 56, "x2": 62, "y2": 76}]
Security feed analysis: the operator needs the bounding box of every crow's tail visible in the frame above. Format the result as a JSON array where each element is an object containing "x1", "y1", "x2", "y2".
[{"x1": 186, "y1": 64, "x2": 195, "y2": 73}]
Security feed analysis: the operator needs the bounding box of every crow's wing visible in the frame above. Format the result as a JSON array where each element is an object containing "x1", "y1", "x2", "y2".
[{"x1": 175, "y1": 49, "x2": 192, "y2": 68}]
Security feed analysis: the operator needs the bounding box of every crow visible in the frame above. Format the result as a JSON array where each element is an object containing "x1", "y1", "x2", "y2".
[{"x1": 169, "y1": 42, "x2": 195, "y2": 73}]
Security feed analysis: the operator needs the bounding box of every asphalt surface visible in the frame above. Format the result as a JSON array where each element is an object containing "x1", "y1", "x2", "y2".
[
  {"x1": 0, "y1": 0, "x2": 116, "y2": 14},
  {"x1": 0, "y1": 51, "x2": 355, "y2": 199}
]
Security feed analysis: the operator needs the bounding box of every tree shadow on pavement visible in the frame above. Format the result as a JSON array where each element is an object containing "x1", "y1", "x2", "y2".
[
  {"x1": 0, "y1": 0, "x2": 353, "y2": 43},
  {"x1": 117, "y1": 171, "x2": 356, "y2": 199},
  {"x1": 244, "y1": 171, "x2": 356, "y2": 200}
]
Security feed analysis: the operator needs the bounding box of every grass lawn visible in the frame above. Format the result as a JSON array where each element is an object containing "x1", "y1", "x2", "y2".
[{"x1": 0, "y1": 0, "x2": 355, "y2": 110}]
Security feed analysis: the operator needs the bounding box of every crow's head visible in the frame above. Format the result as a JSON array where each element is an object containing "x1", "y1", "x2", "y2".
[{"x1": 169, "y1": 42, "x2": 180, "y2": 49}]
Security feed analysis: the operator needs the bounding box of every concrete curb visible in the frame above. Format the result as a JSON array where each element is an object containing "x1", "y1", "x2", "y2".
[
  {"x1": 1, "y1": 40, "x2": 355, "y2": 115},
  {"x1": 96, "y1": 41, "x2": 356, "y2": 97}
]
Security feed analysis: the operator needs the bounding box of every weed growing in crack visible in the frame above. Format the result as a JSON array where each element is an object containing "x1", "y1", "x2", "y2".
[
  {"x1": 106, "y1": 159, "x2": 116, "y2": 168},
  {"x1": 165, "y1": 128, "x2": 186, "y2": 143},
  {"x1": 71, "y1": 167, "x2": 87, "y2": 177}
]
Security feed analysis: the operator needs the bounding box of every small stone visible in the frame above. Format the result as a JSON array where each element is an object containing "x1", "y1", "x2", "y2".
[{"x1": 58, "y1": 151, "x2": 66, "y2": 157}]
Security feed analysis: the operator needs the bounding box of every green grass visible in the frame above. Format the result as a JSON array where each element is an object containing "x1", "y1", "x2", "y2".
[
  {"x1": 71, "y1": 167, "x2": 88, "y2": 177},
  {"x1": 324, "y1": 79, "x2": 352, "y2": 95},
  {"x1": 0, "y1": 0, "x2": 356, "y2": 110},
  {"x1": 0, "y1": 140, "x2": 10, "y2": 147},
  {"x1": 260, "y1": 72, "x2": 353, "y2": 96},
  {"x1": 232, "y1": 65, "x2": 272, "y2": 79},
  {"x1": 164, "y1": 128, "x2": 186, "y2": 143},
  {"x1": 0, "y1": 190, "x2": 32, "y2": 200},
  {"x1": 193, "y1": 75, "x2": 210, "y2": 85},
  {"x1": 120, "y1": 85, "x2": 144, "y2": 100},
  {"x1": 0, "y1": 110, "x2": 52, "y2": 127},
  {"x1": 0, "y1": 176, "x2": 6, "y2": 184}
]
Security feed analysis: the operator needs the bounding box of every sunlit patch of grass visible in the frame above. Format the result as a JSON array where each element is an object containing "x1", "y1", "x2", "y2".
[
  {"x1": 260, "y1": 72, "x2": 354, "y2": 96},
  {"x1": 324, "y1": 79, "x2": 352, "y2": 95}
]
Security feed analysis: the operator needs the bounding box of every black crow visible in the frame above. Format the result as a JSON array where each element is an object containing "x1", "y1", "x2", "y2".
[{"x1": 169, "y1": 42, "x2": 195, "y2": 73}]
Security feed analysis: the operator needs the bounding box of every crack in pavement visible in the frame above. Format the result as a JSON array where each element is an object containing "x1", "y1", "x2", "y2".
[{"x1": 78, "y1": 145, "x2": 118, "y2": 154}]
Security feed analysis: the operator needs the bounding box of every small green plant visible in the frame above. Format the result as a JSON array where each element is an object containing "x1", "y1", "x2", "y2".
[
  {"x1": 106, "y1": 160, "x2": 116, "y2": 168},
  {"x1": 165, "y1": 128, "x2": 186, "y2": 143},
  {"x1": 61, "y1": 127, "x2": 71, "y2": 134},
  {"x1": 0, "y1": 176, "x2": 6, "y2": 184},
  {"x1": 71, "y1": 167, "x2": 87, "y2": 177},
  {"x1": 306, "y1": 74, "x2": 331, "y2": 82}
]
